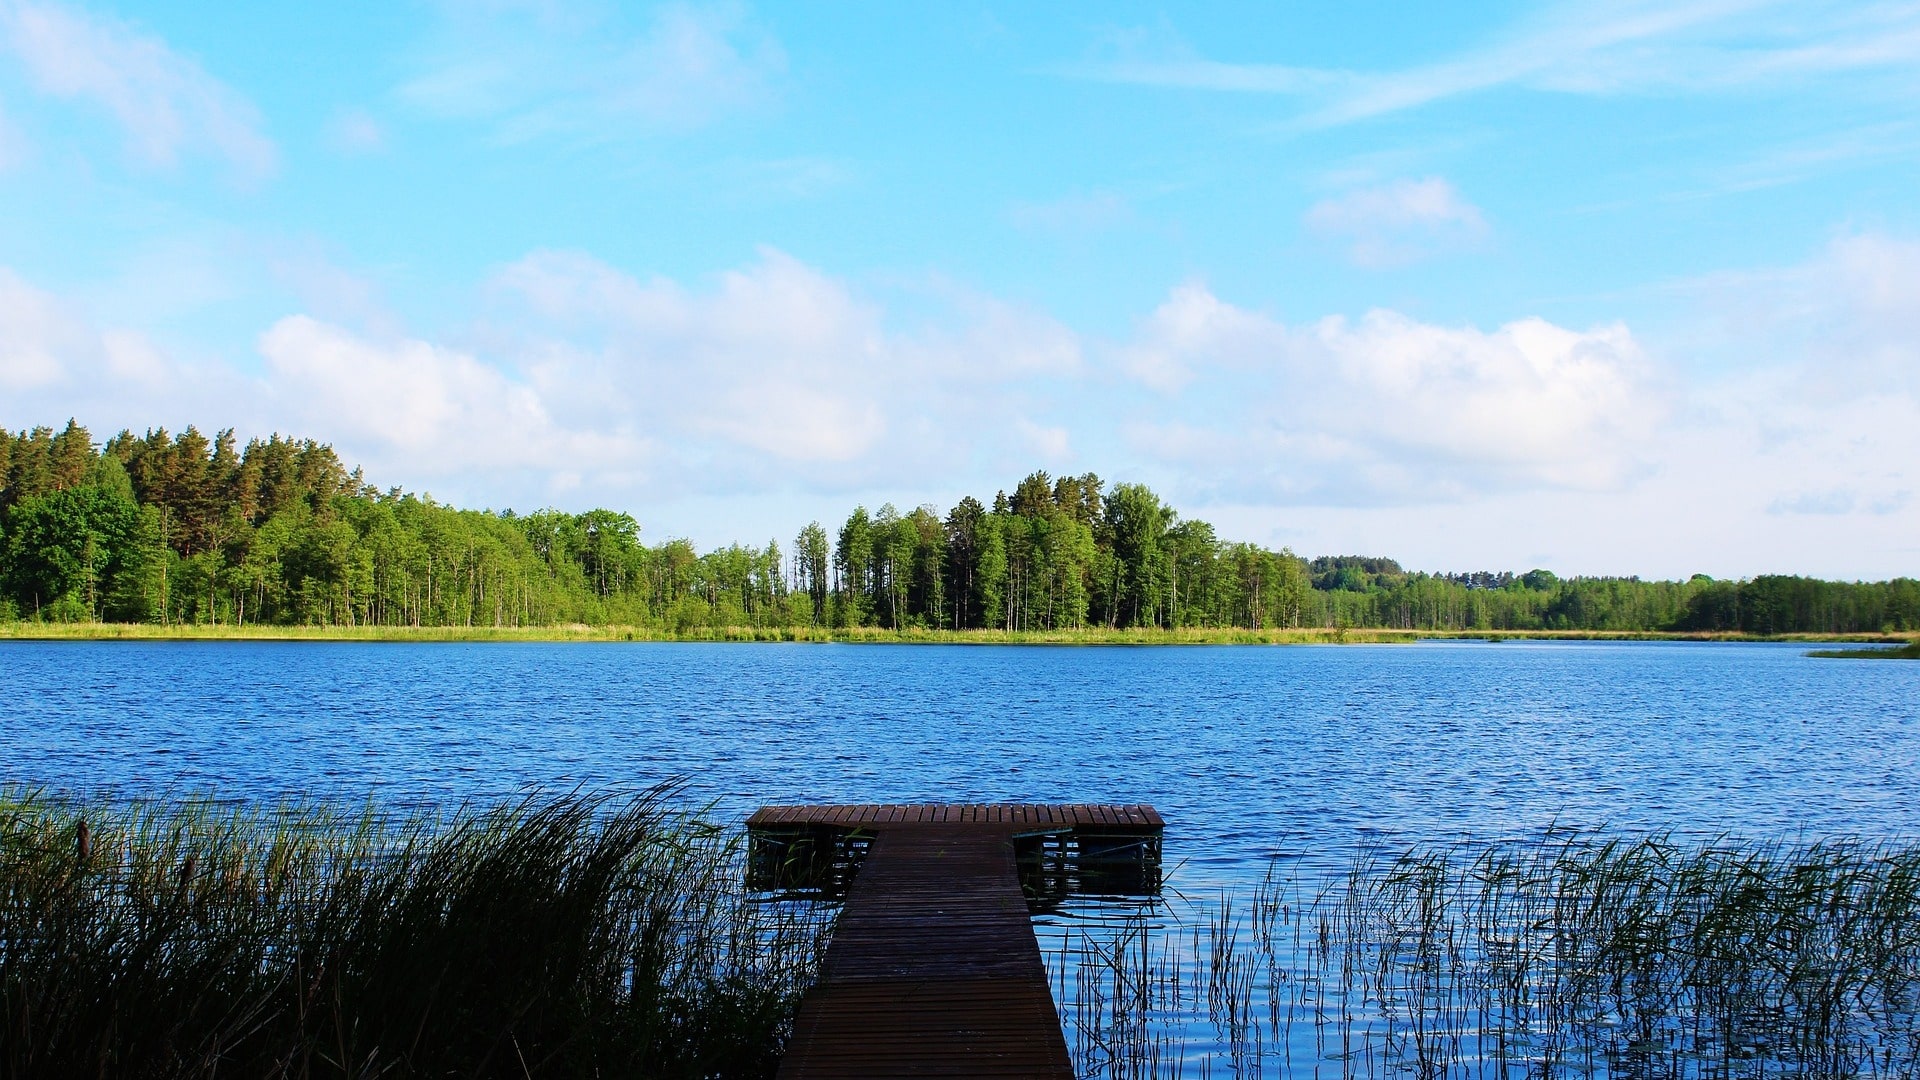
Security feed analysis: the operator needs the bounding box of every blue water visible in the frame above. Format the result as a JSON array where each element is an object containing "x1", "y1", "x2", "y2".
[{"x1": 5, "y1": 639, "x2": 1917, "y2": 886}]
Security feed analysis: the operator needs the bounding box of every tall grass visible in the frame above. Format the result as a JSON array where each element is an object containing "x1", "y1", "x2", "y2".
[
  {"x1": 1054, "y1": 833, "x2": 1920, "y2": 1078},
  {"x1": 0, "y1": 785, "x2": 832, "y2": 1079},
  {"x1": 1809, "y1": 642, "x2": 1920, "y2": 659}
]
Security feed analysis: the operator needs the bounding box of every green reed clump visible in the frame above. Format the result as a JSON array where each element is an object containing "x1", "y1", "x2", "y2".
[
  {"x1": 0, "y1": 785, "x2": 832, "y2": 1079},
  {"x1": 1055, "y1": 833, "x2": 1920, "y2": 1079},
  {"x1": 1809, "y1": 642, "x2": 1920, "y2": 659}
]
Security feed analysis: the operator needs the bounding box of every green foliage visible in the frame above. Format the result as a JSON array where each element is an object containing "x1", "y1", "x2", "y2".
[
  {"x1": 1, "y1": 483, "x2": 155, "y2": 621},
  {"x1": 3, "y1": 419, "x2": 1915, "y2": 636}
]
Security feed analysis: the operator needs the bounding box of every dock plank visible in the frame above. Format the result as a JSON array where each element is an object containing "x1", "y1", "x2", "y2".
[
  {"x1": 760, "y1": 803, "x2": 1161, "y2": 1079},
  {"x1": 777, "y1": 823, "x2": 1071, "y2": 1079}
]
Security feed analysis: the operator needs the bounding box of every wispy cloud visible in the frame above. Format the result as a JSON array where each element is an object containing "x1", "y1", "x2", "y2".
[
  {"x1": 1068, "y1": 0, "x2": 1920, "y2": 127},
  {"x1": 401, "y1": 1, "x2": 785, "y2": 141},
  {"x1": 1008, "y1": 190, "x2": 1135, "y2": 233},
  {"x1": 324, "y1": 108, "x2": 386, "y2": 155},
  {"x1": 724, "y1": 155, "x2": 853, "y2": 200},
  {"x1": 1678, "y1": 230, "x2": 1920, "y2": 395},
  {"x1": 1304, "y1": 177, "x2": 1487, "y2": 267},
  {"x1": 0, "y1": 0, "x2": 274, "y2": 178},
  {"x1": 0, "y1": 100, "x2": 25, "y2": 168}
]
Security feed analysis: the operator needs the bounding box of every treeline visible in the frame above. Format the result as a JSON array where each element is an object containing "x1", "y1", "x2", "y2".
[{"x1": 3, "y1": 420, "x2": 1916, "y2": 635}]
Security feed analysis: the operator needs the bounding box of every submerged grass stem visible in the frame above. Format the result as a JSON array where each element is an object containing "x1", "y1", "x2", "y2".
[{"x1": 1055, "y1": 832, "x2": 1920, "y2": 1078}]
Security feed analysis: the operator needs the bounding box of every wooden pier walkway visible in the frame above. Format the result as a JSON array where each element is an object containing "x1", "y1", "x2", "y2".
[{"x1": 747, "y1": 803, "x2": 1164, "y2": 1079}]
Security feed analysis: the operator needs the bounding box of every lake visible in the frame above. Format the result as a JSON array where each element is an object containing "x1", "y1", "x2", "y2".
[
  {"x1": 8, "y1": 638, "x2": 1920, "y2": 1076},
  {"x1": 6, "y1": 638, "x2": 1916, "y2": 883}
]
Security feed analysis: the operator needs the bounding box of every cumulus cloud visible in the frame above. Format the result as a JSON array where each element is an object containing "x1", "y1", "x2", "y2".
[
  {"x1": 1118, "y1": 283, "x2": 1658, "y2": 501},
  {"x1": 482, "y1": 248, "x2": 1084, "y2": 491},
  {"x1": 1120, "y1": 282, "x2": 1284, "y2": 392},
  {"x1": 257, "y1": 316, "x2": 643, "y2": 477},
  {"x1": 1305, "y1": 177, "x2": 1487, "y2": 267},
  {"x1": 0, "y1": 267, "x2": 202, "y2": 397},
  {"x1": 1118, "y1": 234, "x2": 1920, "y2": 576},
  {"x1": 1300, "y1": 310, "x2": 1651, "y2": 485},
  {"x1": 11, "y1": 228, "x2": 1914, "y2": 577},
  {"x1": 491, "y1": 247, "x2": 885, "y2": 463},
  {"x1": 0, "y1": 264, "x2": 253, "y2": 433},
  {"x1": 0, "y1": 0, "x2": 274, "y2": 177}
]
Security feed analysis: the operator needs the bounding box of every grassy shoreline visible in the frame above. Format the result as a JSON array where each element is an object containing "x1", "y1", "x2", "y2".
[
  {"x1": 2, "y1": 620, "x2": 1915, "y2": 645},
  {"x1": 1808, "y1": 640, "x2": 1920, "y2": 659},
  {"x1": 0, "y1": 785, "x2": 831, "y2": 1078}
]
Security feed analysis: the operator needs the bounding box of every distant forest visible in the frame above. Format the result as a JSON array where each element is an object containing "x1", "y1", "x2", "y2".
[{"x1": 3, "y1": 420, "x2": 1916, "y2": 635}]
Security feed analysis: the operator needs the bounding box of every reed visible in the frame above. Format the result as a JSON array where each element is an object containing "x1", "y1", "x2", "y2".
[
  {"x1": 0, "y1": 785, "x2": 832, "y2": 1079},
  {"x1": 1054, "y1": 832, "x2": 1920, "y2": 1078},
  {"x1": 1809, "y1": 641, "x2": 1920, "y2": 659}
]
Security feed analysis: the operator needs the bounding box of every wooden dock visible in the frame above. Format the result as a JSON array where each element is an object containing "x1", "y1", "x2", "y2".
[{"x1": 747, "y1": 803, "x2": 1164, "y2": 1079}]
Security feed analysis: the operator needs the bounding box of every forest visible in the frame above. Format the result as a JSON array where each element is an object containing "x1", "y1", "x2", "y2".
[{"x1": 4, "y1": 420, "x2": 1916, "y2": 636}]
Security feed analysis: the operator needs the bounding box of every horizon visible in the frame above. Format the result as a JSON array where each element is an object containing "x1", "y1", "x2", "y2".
[
  {"x1": 3, "y1": 2, "x2": 1917, "y2": 581},
  {"x1": 12, "y1": 413, "x2": 1907, "y2": 587}
]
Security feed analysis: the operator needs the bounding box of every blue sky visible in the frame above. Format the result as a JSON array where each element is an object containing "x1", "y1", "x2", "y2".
[{"x1": 3, "y1": 0, "x2": 1918, "y2": 579}]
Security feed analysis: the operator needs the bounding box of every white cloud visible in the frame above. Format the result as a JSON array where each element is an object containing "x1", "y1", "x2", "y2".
[
  {"x1": 0, "y1": 268, "x2": 193, "y2": 398},
  {"x1": 10, "y1": 231, "x2": 1917, "y2": 579},
  {"x1": 1120, "y1": 282, "x2": 1284, "y2": 392},
  {"x1": 1682, "y1": 231, "x2": 1920, "y2": 397},
  {"x1": 0, "y1": 265, "x2": 251, "y2": 435},
  {"x1": 727, "y1": 155, "x2": 853, "y2": 199},
  {"x1": 1014, "y1": 417, "x2": 1071, "y2": 461},
  {"x1": 1809, "y1": 232, "x2": 1920, "y2": 387},
  {"x1": 1009, "y1": 190, "x2": 1134, "y2": 233},
  {"x1": 892, "y1": 280, "x2": 1083, "y2": 382},
  {"x1": 0, "y1": 268, "x2": 80, "y2": 390},
  {"x1": 1304, "y1": 177, "x2": 1488, "y2": 267},
  {"x1": 603, "y1": 2, "x2": 780, "y2": 128},
  {"x1": 257, "y1": 315, "x2": 641, "y2": 475},
  {"x1": 1118, "y1": 284, "x2": 1658, "y2": 500},
  {"x1": 324, "y1": 108, "x2": 386, "y2": 155},
  {"x1": 0, "y1": 0, "x2": 274, "y2": 177},
  {"x1": 485, "y1": 248, "x2": 1083, "y2": 488},
  {"x1": 1300, "y1": 310, "x2": 1652, "y2": 487},
  {"x1": 1070, "y1": 1, "x2": 1920, "y2": 127},
  {"x1": 266, "y1": 248, "x2": 401, "y2": 339},
  {"x1": 1769, "y1": 489, "x2": 1859, "y2": 516},
  {"x1": 1129, "y1": 235, "x2": 1920, "y2": 576},
  {"x1": 0, "y1": 100, "x2": 26, "y2": 168},
  {"x1": 1061, "y1": 23, "x2": 1348, "y2": 94},
  {"x1": 401, "y1": 1, "x2": 784, "y2": 139}
]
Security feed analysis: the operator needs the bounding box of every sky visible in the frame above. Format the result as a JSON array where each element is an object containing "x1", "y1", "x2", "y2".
[{"x1": 1, "y1": 0, "x2": 1917, "y2": 580}]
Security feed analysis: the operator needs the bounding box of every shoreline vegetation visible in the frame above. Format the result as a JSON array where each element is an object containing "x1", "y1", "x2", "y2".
[
  {"x1": 3, "y1": 620, "x2": 1917, "y2": 645},
  {"x1": 5, "y1": 419, "x2": 1918, "y2": 641},
  {"x1": 0, "y1": 784, "x2": 831, "y2": 1079},
  {"x1": 1809, "y1": 640, "x2": 1920, "y2": 659},
  {"x1": 15, "y1": 779, "x2": 1912, "y2": 1077},
  {"x1": 1066, "y1": 832, "x2": 1920, "y2": 1077}
]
